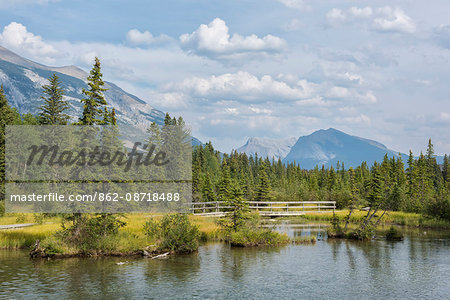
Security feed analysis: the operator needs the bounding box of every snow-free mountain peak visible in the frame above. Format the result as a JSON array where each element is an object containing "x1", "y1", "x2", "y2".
[{"x1": 237, "y1": 137, "x2": 297, "y2": 160}]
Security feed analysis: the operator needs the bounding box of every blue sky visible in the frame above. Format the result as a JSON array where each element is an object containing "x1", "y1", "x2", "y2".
[{"x1": 1, "y1": 0, "x2": 450, "y2": 155}]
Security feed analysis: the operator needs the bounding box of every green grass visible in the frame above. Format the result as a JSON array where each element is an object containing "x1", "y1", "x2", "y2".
[
  {"x1": 291, "y1": 235, "x2": 317, "y2": 244},
  {"x1": 228, "y1": 228, "x2": 290, "y2": 247},
  {"x1": 290, "y1": 210, "x2": 450, "y2": 228}
]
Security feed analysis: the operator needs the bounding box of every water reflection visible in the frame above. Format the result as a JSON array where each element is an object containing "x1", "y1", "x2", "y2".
[{"x1": 0, "y1": 226, "x2": 449, "y2": 299}]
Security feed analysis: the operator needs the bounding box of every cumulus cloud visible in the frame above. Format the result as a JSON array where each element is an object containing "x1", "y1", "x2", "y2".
[
  {"x1": 126, "y1": 29, "x2": 171, "y2": 45},
  {"x1": 326, "y1": 8, "x2": 347, "y2": 26},
  {"x1": 162, "y1": 71, "x2": 315, "y2": 102},
  {"x1": 179, "y1": 18, "x2": 286, "y2": 60},
  {"x1": 326, "y1": 6, "x2": 415, "y2": 33},
  {"x1": 373, "y1": 7, "x2": 416, "y2": 33},
  {"x1": 0, "y1": 22, "x2": 60, "y2": 63}
]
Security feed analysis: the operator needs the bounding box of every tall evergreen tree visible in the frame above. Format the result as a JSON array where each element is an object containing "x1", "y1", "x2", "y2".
[
  {"x1": 0, "y1": 86, "x2": 21, "y2": 213},
  {"x1": 78, "y1": 57, "x2": 108, "y2": 125},
  {"x1": 255, "y1": 163, "x2": 271, "y2": 201},
  {"x1": 39, "y1": 73, "x2": 70, "y2": 124},
  {"x1": 217, "y1": 160, "x2": 233, "y2": 201},
  {"x1": 443, "y1": 154, "x2": 449, "y2": 183}
]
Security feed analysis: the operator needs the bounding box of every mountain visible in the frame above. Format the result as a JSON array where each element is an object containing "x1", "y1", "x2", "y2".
[
  {"x1": 282, "y1": 128, "x2": 408, "y2": 169},
  {"x1": 0, "y1": 45, "x2": 165, "y2": 129},
  {"x1": 237, "y1": 137, "x2": 297, "y2": 160}
]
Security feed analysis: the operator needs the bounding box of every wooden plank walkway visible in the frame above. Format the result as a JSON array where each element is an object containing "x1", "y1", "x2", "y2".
[
  {"x1": 0, "y1": 223, "x2": 37, "y2": 230},
  {"x1": 191, "y1": 201, "x2": 336, "y2": 217}
]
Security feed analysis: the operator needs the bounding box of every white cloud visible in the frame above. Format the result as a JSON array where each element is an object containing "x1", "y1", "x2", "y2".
[
  {"x1": 277, "y1": 0, "x2": 307, "y2": 10},
  {"x1": 179, "y1": 18, "x2": 286, "y2": 60},
  {"x1": 336, "y1": 114, "x2": 371, "y2": 125},
  {"x1": 326, "y1": 6, "x2": 415, "y2": 33},
  {"x1": 249, "y1": 107, "x2": 272, "y2": 114},
  {"x1": 326, "y1": 8, "x2": 347, "y2": 26},
  {"x1": 126, "y1": 29, "x2": 171, "y2": 45},
  {"x1": 349, "y1": 7, "x2": 373, "y2": 18},
  {"x1": 163, "y1": 71, "x2": 315, "y2": 102},
  {"x1": 373, "y1": 7, "x2": 416, "y2": 33},
  {"x1": 0, "y1": 22, "x2": 60, "y2": 63},
  {"x1": 283, "y1": 19, "x2": 304, "y2": 31}
]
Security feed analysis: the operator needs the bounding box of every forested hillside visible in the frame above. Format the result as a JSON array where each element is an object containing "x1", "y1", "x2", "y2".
[{"x1": 192, "y1": 141, "x2": 450, "y2": 220}]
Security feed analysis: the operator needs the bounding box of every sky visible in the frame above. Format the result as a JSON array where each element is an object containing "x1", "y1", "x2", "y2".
[{"x1": 0, "y1": 0, "x2": 449, "y2": 155}]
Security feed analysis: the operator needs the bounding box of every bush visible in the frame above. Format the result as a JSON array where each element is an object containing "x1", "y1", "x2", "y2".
[
  {"x1": 348, "y1": 225, "x2": 375, "y2": 240},
  {"x1": 34, "y1": 214, "x2": 45, "y2": 224},
  {"x1": 144, "y1": 214, "x2": 200, "y2": 254},
  {"x1": 0, "y1": 201, "x2": 4, "y2": 217},
  {"x1": 59, "y1": 214, "x2": 126, "y2": 253},
  {"x1": 386, "y1": 226, "x2": 404, "y2": 241},
  {"x1": 15, "y1": 214, "x2": 26, "y2": 223},
  {"x1": 426, "y1": 196, "x2": 450, "y2": 222},
  {"x1": 40, "y1": 237, "x2": 65, "y2": 255},
  {"x1": 229, "y1": 228, "x2": 289, "y2": 247}
]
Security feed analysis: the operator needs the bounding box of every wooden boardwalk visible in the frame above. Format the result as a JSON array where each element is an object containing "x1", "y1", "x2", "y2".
[{"x1": 190, "y1": 201, "x2": 336, "y2": 217}]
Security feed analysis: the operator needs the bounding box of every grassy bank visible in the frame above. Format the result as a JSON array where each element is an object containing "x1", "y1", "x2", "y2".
[
  {"x1": 0, "y1": 213, "x2": 221, "y2": 252},
  {"x1": 281, "y1": 210, "x2": 450, "y2": 228}
]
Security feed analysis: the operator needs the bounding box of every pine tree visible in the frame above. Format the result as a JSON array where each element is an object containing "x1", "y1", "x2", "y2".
[
  {"x1": 217, "y1": 160, "x2": 233, "y2": 201},
  {"x1": 255, "y1": 163, "x2": 271, "y2": 201},
  {"x1": 406, "y1": 150, "x2": 415, "y2": 199},
  {"x1": 443, "y1": 154, "x2": 449, "y2": 183},
  {"x1": 78, "y1": 57, "x2": 108, "y2": 125},
  {"x1": 201, "y1": 173, "x2": 216, "y2": 202},
  {"x1": 39, "y1": 73, "x2": 70, "y2": 125}
]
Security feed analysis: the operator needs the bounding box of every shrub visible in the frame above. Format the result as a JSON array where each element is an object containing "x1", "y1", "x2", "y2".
[
  {"x1": 59, "y1": 214, "x2": 126, "y2": 253},
  {"x1": 40, "y1": 237, "x2": 65, "y2": 255},
  {"x1": 385, "y1": 226, "x2": 404, "y2": 241},
  {"x1": 0, "y1": 201, "x2": 4, "y2": 217},
  {"x1": 348, "y1": 225, "x2": 375, "y2": 240},
  {"x1": 144, "y1": 214, "x2": 200, "y2": 254},
  {"x1": 229, "y1": 228, "x2": 289, "y2": 247},
  {"x1": 34, "y1": 214, "x2": 45, "y2": 224},
  {"x1": 426, "y1": 196, "x2": 450, "y2": 222},
  {"x1": 15, "y1": 214, "x2": 26, "y2": 223}
]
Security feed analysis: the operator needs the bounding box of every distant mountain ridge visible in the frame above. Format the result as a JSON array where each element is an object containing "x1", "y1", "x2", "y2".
[
  {"x1": 238, "y1": 128, "x2": 444, "y2": 169},
  {"x1": 282, "y1": 128, "x2": 406, "y2": 169},
  {"x1": 0, "y1": 45, "x2": 165, "y2": 129},
  {"x1": 237, "y1": 137, "x2": 297, "y2": 160}
]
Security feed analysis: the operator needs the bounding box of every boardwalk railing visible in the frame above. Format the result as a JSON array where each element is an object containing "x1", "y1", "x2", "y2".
[{"x1": 190, "y1": 201, "x2": 336, "y2": 217}]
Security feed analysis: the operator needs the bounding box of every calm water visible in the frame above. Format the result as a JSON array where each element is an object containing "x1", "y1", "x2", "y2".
[{"x1": 0, "y1": 226, "x2": 449, "y2": 299}]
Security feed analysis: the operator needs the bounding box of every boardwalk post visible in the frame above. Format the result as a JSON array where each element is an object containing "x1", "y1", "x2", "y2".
[
  {"x1": 318, "y1": 202, "x2": 320, "y2": 212},
  {"x1": 216, "y1": 202, "x2": 219, "y2": 213},
  {"x1": 286, "y1": 202, "x2": 289, "y2": 212}
]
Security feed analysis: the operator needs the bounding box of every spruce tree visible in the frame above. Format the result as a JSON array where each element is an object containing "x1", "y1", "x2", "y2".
[
  {"x1": 0, "y1": 86, "x2": 21, "y2": 213},
  {"x1": 217, "y1": 160, "x2": 233, "y2": 201},
  {"x1": 443, "y1": 154, "x2": 449, "y2": 183},
  {"x1": 39, "y1": 73, "x2": 70, "y2": 124},
  {"x1": 78, "y1": 57, "x2": 108, "y2": 125},
  {"x1": 255, "y1": 163, "x2": 271, "y2": 201}
]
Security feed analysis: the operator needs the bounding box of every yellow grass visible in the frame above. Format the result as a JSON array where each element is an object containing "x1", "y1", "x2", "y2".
[{"x1": 0, "y1": 213, "x2": 221, "y2": 251}]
